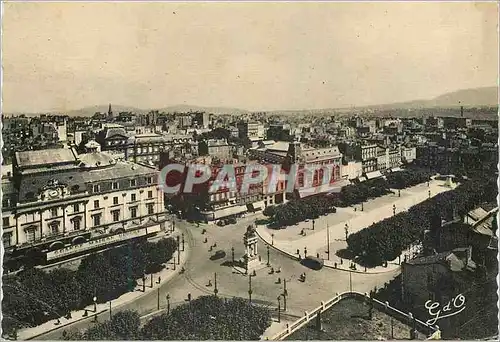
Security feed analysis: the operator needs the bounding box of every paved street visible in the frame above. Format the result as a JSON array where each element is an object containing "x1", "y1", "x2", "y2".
[
  {"x1": 257, "y1": 179, "x2": 453, "y2": 268},
  {"x1": 35, "y1": 213, "x2": 399, "y2": 340}
]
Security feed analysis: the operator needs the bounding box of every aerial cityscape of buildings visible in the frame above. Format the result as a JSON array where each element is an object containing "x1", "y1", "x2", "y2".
[{"x1": 1, "y1": 2, "x2": 498, "y2": 341}]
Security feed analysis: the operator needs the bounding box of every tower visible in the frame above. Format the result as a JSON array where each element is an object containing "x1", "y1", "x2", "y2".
[
  {"x1": 287, "y1": 141, "x2": 302, "y2": 164},
  {"x1": 107, "y1": 103, "x2": 114, "y2": 120}
]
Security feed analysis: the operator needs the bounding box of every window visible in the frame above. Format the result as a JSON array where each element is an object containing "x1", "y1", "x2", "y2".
[
  {"x1": 147, "y1": 203, "x2": 154, "y2": 215},
  {"x1": 148, "y1": 190, "x2": 153, "y2": 198},
  {"x1": 50, "y1": 222, "x2": 59, "y2": 235},
  {"x1": 131, "y1": 194, "x2": 136, "y2": 202},
  {"x1": 92, "y1": 214, "x2": 101, "y2": 227},
  {"x1": 93, "y1": 184, "x2": 100, "y2": 192},
  {"x1": 112, "y1": 182, "x2": 119, "y2": 190},
  {"x1": 113, "y1": 196, "x2": 119, "y2": 205},
  {"x1": 112, "y1": 210, "x2": 120, "y2": 222},
  {"x1": 26, "y1": 227, "x2": 36, "y2": 242},
  {"x1": 73, "y1": 203, "x2": 80, "y2": 213},
  {"x1": 130, "y1": 207, "x2": 137, "y2": 218},
  {"x1": 51, "y1": 208, "x2": 58, "y2": 217},
  {"x1": 130, "y1": 179, "x2": 137, "y2": 187},
  {"x1": 94, "y1": 200, "x2": 100, "y2": 209},
  {"x1": 3, "y1": 232, "x2": 12, "y2": 247},
  {"x1": 146, "y1": 177, "x2": 153, "y2": 184},
  {"x1": 3, "y1": 217, "x2": 9, "y2": 227},
  {"x1": 2, "y1": 199, "x2": 10, "y2": 208},
  {"x1": 73, "y1": 218, "x2": 81, "y2": 231}
]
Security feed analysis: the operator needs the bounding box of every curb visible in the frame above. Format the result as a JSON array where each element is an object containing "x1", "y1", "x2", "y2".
[
  {"x1": 23, "y1": 309, "x2": 108, "y2": 340},
  {"x1": 21, "y1": 230, "x2": 191, "y2": 340},
  {"x1": 255, "y1": 227, "x2": 400, "y2": 275}
]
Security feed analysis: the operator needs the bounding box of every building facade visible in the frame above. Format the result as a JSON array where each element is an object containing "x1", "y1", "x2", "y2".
[{"x1": 2, "y1": 148, "x2": 166, "y2": 268}]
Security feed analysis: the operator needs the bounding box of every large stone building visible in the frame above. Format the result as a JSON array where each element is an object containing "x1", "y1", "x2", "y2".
[{"x1": 2, "y1": 148, "x2": 166, "y2": 269}]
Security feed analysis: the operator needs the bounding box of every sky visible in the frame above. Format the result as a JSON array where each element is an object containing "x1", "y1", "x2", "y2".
[{"x1": 2, "y1": 2, "x2": 498, "y2": 113}]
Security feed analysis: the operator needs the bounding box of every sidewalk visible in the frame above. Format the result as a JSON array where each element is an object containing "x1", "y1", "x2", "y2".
[
  {"x1": 256, "y1": 180, "x2": 452, "y2": 274},
  {"x1": 17, "y1": 230, "x2": 190, "y2": 340}
]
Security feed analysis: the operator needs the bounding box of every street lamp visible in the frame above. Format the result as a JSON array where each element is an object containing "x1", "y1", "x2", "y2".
[
  {"x1": 398, "y1": 189, "x2": 401, "y2": 197},
  {"x1": 271, "y1": 233, "x2": 274, "y2": 246},
  {"x1": 267, "y1": 246, "x2": 270, "y2": 266},
  {"x1": 182, "y1": 233, "x2": 185, "y2": 251},
  {"x1": 93, "y1": 296, "x2": 98, "y2": 323},
  {"x1": 231, "y1": 247, "x2": 235, "y2": 263},
  {"x1": 177, "y1": 235, "x2": 181, "y2": 264},
  {"x1": 214, "y1": 272, "x2": 218, "y2": 296},
  {"x1": 166, "y1": 294, "x2": 171, "y2": 314},
  {"x1": 312, "y1": 219, "x2": 315, "y2": 230},
  {"x1": 277, "y1": 296, "x2": 281, "y2": 322},
  {"x1": 393, "y1": 204, "x2": 396, "y2": 216},
  {"x1": 428, "y1": 190, "x2": 431, "y2": 199},
  {"x1": 248, "y1": 275, "x2": 253, "y2": 303},
  {"x1": 361, "y1": 202, "x2": 364, "y2": 211}
]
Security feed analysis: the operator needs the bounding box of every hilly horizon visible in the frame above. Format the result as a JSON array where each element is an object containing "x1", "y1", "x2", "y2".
[{"x1": 5, "y1": 86, "x2": 497, "y2": 117}]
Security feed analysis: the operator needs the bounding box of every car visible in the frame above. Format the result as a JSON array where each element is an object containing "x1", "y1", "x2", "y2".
[
  {"x1": 227, "y1": 217, "x2": 237, "y2": 224},
  {"x1": 210, "y1": 250, "x2": 226, "y2": 261},
  {"x1": 300, "y1": 256, "x2": 324, "y2": 270},
  {"x1": 216, "y1": 220, "x2": 226, "y2": 227}
]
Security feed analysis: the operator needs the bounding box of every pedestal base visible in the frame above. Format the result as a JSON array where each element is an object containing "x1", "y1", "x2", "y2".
[{"x1": 233, "y1": 256, "x2": 267, "y2": 275}]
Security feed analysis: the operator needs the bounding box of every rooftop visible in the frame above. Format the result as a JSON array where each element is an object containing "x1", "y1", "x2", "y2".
[
  {"x1": 15, "y1": 148, "x2": 78, "y2": 168},
  {"x1": 286, "y1": 298, "x2": 426, "y2": 340}
]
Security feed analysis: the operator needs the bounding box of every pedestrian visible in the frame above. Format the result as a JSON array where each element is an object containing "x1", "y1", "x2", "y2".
[
  {"x1": 208, "y1": 280, "x2": 212, "y2": 287},
  {"x1": 316, "y1": 252, "x2": 320, "y2": 258},
  {"x1": 277, "y1": 266, "x2": 281, "y2": 273}
]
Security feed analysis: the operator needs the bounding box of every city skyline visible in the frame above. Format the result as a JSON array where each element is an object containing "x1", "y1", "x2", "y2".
[{"x1": 3, "y1": 2, "x2": 498, "y2": 113}]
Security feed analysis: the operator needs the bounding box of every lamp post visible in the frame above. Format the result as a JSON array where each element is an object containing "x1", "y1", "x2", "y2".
[
  {"x1": 157, "y1": 288, "x2": 160, "y2": 310},
  {"x1": 267, "y1": 246, "x2": 270, "y2": 266},
  {"x1": 177, "y1": 235, "x2": 180, "y2": 264},
  {"x1": 349, "y1": 270, "x2": 352, "y2": 292},
  {"x1": 214, "y1": 272, "x2": 218, "y2": 296},
  {"x1": 109, "y1": 300, "x2": 112, "y2": 320},
  {"x1": 428, "y1": 190, "x2": 431, "y2": 199},
  {"x1": 166, "y1": 294, "x2": 171, "y2": 315},
  {"x1": 398, "y1": 189, "x2": 401, "y2": 197},
  {"x1": 150, "y1": 274, "x2": 154, "y2": 288},
  {"x1": 248, "y1": 275, "x2": 253, "y2": 303},
  {"x1": 277, "y1": 296, "x2": 281, "y2": 323},
  {"x1": 326, "y1": 224, "x2": 330, "y2": 260},
  {"x1": 142, "y1": 274, "x2": 146, "y2": 292},
  {"x1": 361, "y1": 202, "x2": 364, "y2": 211},
  {"x1": 271, "y1": 233, "x2": 274, "y2": 246},
  {"x1": 93, "y1": 296, "x2": 98, "y2": 323},
  {"x1": 172, "y1": 220, "x2": 175, "y2": 232},
  {"x1": 282, "y1": 281, "x2": 287, "y2": 311},
  {"x1": 231, "y1": 247, "x2": 235, "y2": 263},
  {"x1": 182, "y1": 233, "x2": 185, "y2": 251},
  {"x1": 312, "y1": 219, "x2": 315, "y2": 230},
  {"x1": 393, "y1": 204, "x2": 396, "y2": 216}
]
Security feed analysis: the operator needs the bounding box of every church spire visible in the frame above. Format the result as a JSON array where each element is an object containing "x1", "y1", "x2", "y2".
[{"x1": 108, "y1": 103, "x2": 113, "y2": 116}]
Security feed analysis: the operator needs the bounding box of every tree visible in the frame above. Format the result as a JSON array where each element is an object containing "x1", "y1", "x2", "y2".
[{"x1": 141, "y1": 296, "x2": 271, "y2": 340}]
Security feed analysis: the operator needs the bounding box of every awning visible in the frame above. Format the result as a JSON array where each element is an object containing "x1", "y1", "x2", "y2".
[
  {"x1": 358, "y1": 176, "x2": 367, "y2": 182},
  {"x1": 298, "y1": 179, "x2": 351, "y2": 198},
  {"x1": 365, "y1": 171, "x2": 383, "y2": 180},
  {"x1": 391, "y1": 167, "x2": 402, "y2": 172},
  {"x1": 212, "y1": 205, "x2": 247, "y2": 220}
]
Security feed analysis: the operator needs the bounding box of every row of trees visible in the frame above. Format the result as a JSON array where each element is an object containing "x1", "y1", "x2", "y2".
[
  {"x1": 385, "y1": 170, "x2": 432, "y2": 189},
  {"x1": 63, "y1": 296, "x2": 272, "y2": 340},
  {"x1": 2, "y1": 238, "x2": 177, "y2": 336},
  {"x1": 338, "y1": 178, "x2": 392, "y2": 207},
  {"x1": 346, "y1": 177, "x2": 497, "y2": 266},
  {"x1": 263, "y1": 195, "x2": 337, "y2": 227}
]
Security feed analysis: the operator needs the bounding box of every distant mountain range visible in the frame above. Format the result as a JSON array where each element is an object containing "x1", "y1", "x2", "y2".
[
  {"x1": 357, "y1": 86, "x2": 498, "y2": 110},
  {"x1": 7, "y1": 86, "x2": 497, "y2": 117}
]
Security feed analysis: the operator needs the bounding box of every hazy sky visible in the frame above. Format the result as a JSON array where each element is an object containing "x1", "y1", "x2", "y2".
[{"x1": 2, "y1": 2, "x2": 498, "y2": 113}]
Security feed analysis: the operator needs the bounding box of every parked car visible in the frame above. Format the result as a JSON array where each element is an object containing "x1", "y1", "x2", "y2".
[
  {"x1": 301, "y1": 256, "x2": 324, "y2": 270},
  {"x1": 227, "y1": 217, "x2": 237, "y2": 224},
  {"x1": 210, "y1": 250, "x2": 226, "y2": 260},
  {"x1": 217, "y1": 220, "x2": 226, "y2": 227}
]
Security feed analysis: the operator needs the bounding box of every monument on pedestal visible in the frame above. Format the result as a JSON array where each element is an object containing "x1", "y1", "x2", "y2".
[{"x1": 243, "y1": 225, "x2": 261, "y2": 273}]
